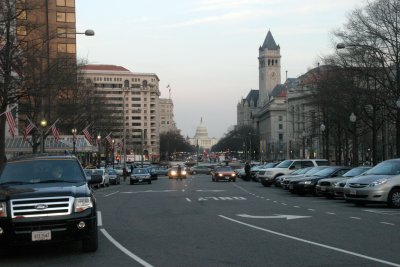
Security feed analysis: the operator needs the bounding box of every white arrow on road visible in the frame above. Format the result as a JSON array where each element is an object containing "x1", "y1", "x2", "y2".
[{"x1": 237, "y1": 214, "x2": 311, "y2": 220}]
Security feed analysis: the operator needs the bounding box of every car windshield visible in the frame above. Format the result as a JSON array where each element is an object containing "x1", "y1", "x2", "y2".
[
  {"x1": 343, "y1": 167, "x2": 371, "y2": 177},
  {"x1": 0, "y1": 159, "x2": 85, "y2": 184},
  {"x1": 364, "y1": 162, "x2": 400, "y2": 175},
  {"x1": 312, "y1": 167, "x2": 339, "y2": 177},
  {"x1": 107, "y1": 170, "x2": 117, "y2": 175},
  {"x1": 134, "y1": 168, "x2": 149, "y2": 174},
  {"x1": 304, "y1": 167, "x2": 327, "y2": 176},
  {"x1": 275, "y1": 160, "x2": 293, "y2": 168},
  {"x1": 216, "y1": 167, "x2": 233, "y2": 172}
]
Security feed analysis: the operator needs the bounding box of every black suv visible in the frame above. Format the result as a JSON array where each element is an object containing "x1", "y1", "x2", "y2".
[{"x1": 0, "y1": 155, "x2": 102, "y2": 253}]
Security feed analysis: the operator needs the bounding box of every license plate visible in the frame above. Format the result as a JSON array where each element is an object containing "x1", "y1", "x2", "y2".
[
  {"x1": 32, "y1": 230, "x2": 51, "y2": 241},
  {"x1": 350, "y1": 189, "x2": 357, "y2": 195},
  {"x1": 321, "y1": 186, "x2": 326, "y2": 191},
  {"x1": 139, "y1": 179, "x2": 143, "y2": 182}
]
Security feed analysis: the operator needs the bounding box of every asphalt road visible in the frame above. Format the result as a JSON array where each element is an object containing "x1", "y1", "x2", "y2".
[{"x1": 4, "y1": 174, "x2": 400, "y2": 267}]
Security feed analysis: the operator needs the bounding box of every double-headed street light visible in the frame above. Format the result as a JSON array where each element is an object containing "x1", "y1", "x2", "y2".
[
  {"x1": 112, "y1": 139, "x2": 115, "y2": 168},
  {"x1": 71, "y1": 128, "x2": 77, "y2": 155},
  {"x1": 320, "y1": 123, "x2": 326, "y2": 159}
]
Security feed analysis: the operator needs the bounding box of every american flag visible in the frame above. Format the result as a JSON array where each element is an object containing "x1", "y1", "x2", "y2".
[
  {"x1": 5, "y1": 110, "x2": 17, "y2": 137},
  {"x1": 51, "y1": 124, "x2": 60, "y2": 143},
  {"x1": 105, "y1": 134, "x2": 113, "y2": 147},
  {"x1": 82, "y1": 127, "x2": 94, "y2": 145},
  {"x1": 23, "y1": 117, "x2": 36, "y2": 141}
]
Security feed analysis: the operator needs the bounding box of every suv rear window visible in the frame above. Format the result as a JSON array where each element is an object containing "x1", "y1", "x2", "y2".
[{"x1": 315, "y1": 160, "x2": 329, "y2": 166}]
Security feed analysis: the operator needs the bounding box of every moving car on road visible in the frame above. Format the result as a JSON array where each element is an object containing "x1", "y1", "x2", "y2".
[
  {"x1": 211, "y1": 166, "x2": 236, "y2": 182},
  {"x1": 0, "y1": 155, "x2": 101, "y2": 253},
  {"x1": 168, "y1": 166, "x2": 187, "y2": 179},
  {"x1": 130, "y1": 168, "x2": 152, "y2": 185},
  {"x1": 106, "y1": 169, "x2": 120, "y2": 185}
]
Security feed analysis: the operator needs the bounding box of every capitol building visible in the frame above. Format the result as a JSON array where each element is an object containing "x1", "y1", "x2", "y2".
[{"x1": 188, "y1": 118, "x2": 218, "y2": 151}]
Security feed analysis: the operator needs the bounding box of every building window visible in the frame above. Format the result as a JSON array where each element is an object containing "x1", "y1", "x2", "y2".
[
  {"x1": 57, "y1": 43, "x2": 76, "y2": 54},
  {"x1": 57, "y1": 28, "x2": 76, "y2": 38},
  {"x1": 278, "y1": 116, "x2": 283, "y2": 121},
  {"x1": 279, "y1": 134, "x2": 283, "y2": 141},
  {"x1": 17, "y1": 10, "x2": 27, "y2": 20},
  {"x1": 57, "y1": 0, "x2": 75, "y2": 7},
  {"x1": 57, "y1": 12, "x2": 75, "y2": 23},
  {"x1": 16, "y1": 26, "x2": 27, "y2": 36},
  {"x1": 279, "y1": 124, "x2": 283, "y2": 130}
]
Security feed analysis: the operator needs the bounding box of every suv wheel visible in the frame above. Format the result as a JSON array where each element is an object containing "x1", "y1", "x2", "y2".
[
  {"x1": 388, "y1": 189, "x2": 400, "y2": 208},
  {"x1": 82, "y1": 228, "x2": 98, "y2": 252}
]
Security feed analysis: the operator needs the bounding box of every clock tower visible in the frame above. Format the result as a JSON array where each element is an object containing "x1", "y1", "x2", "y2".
[{"x1": 258, "y1": 30, "x2": 281, "y2": 105}]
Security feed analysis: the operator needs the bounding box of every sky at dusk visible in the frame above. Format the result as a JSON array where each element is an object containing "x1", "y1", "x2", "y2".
[{"x1": 75, "y1": 0, "x2": 363, "y2": 139}]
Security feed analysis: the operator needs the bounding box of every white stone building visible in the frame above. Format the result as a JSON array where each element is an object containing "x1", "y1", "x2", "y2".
[
  {"x1": 81, "y1": 65, "x2": 161, "y2": 160},
  {"x1": 188, "y1": 118, "x2": 218, "y2": 151}
]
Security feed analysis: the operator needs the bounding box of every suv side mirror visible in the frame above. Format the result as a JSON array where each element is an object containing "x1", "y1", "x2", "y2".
[{"x1": 289, "y1": 165, "x2": 296, "y2": 170}]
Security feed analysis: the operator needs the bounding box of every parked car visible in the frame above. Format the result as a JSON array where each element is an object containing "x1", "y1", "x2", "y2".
[
  {"x1": 91, "y1": 169, "x2": 109, "y2": 188},
  {"x1": 189, "y1": 165, "x2": 212, "y2": 175},
  {"x1": 146, "y1": 167, "x2": 158, "y2": 180},
  {"x1": 211, "y1": 166, "x2": 236, "y2": 182},
  {"x1": 259, "y1": 159, "x2": 329, "y2": 187},
  {"x1": 282, "y1": 166, "x2": 328, "y2": 190},
  {"x1": 168, "y1": 166, "x2": 187, "y2": 179},
  {"x1": 130, "y1": 168, "x2": 152, "y2": 185},
  {"x1": 275, "y1": 167, "x2": 313, "y2": 187},
  {"x1": 343, "y1": 159, "x2": 400, "y2": 207},
  {"x1": 289, "y1": 166, "x2": 351, "y2": 196},
  {"x1": 316, "y1": 166, "x2": 372, "y2": 198},
  {"x1": 150, "y1": 166, "x2": 169, "y2": 176},
  {"x1": 106, "y1": 169, "x2": 120, "y2": 185}
]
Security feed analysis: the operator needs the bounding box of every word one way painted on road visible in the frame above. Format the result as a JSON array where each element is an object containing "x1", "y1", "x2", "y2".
[{"x1": 198, "y1": 197, "x2": 247, "y2": 201}]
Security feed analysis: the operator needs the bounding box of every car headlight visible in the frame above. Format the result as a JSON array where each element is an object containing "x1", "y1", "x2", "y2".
[
  {"x1": 171, "y1": 171, "x2": 177, "y2": 175},
  {"x1": 301, "y1": 180, "x2": 312, "y2": 185},
  {"x1": 182, "y1": 171, "x2": 187, "y2": 175},
  {"x1": 231, "y1": 173, "x2": 236, "y2": 177},
  {"x1": 74, "y1": 197, "x2": 93, "y2": 213},
  {"x1": 331, "y1": 182, "x2": 337, "y2": 187},
  {"x1": 218, "y1": 173, "x2": 223, "y2": 177},
  {"x1": 0, "y1": 202, "x2": 7, "y2": 217},
  {"x1": 369, "y1": 178, "x2": 388, "y2": 187}
]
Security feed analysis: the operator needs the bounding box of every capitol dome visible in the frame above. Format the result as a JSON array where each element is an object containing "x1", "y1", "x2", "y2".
[{"x1": 194, "y1": 118, "x2": 208, "y2": 138}]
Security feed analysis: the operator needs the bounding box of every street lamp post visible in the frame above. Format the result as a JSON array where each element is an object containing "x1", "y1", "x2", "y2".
[
  {"x1": 302, "y1": 130, "x2": 307, "y2": 159},
  {"x1": 112, "y1": 139, "x2": 115, "y2": 168},
  {"x1": 40, "y1": 119, "x2": 47, "y2": 153},
  {"x1": 320, "y1": 123, "x2": 326, "y2": 159},
  {"x1": 97, "y1": 134, "x2": 101, "y2": 167},
  {"x1": 350, "y1": 112, "x2": 358, "y2": 166},
  {"x1": 71, "y1": 128, "x2": 77, "y2": 155}
]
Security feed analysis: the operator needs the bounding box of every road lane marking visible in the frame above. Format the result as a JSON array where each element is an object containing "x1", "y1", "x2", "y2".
[
  {"x1": 186, "y1": 198, "x2": 192, "y2": 202},
  {"x1": 326, "y1": 212, "x2": 336, "y2": 215},
  {"x1": 293, "y1": 206, "x2": 300, "y2": 208},
  {"x1": 104, "y1": 191, "x2": 119, "y2": 197},
  {"x1": 121, "y1": 190, "x2": 177, "y2": 194},
  {"x1": 308, "y1": 209, "x2": 315, "y2": 212},
  {"x1": 380, "y1": 222, "x2": 395, "y2": 226},
  {"x1": 219, "y1": 215, "x2": 400, "y2": 267},
  {"x1": 282, "y1": 203, "x2": 287, "y2": 206},
  {"x1": 182, "y1": 189, "x2": 185, "y2": 192},
  {"x1": 100, "y1": 229, "x2": 154, "y2": 267},
  {"x1": 97, "y1": 211, "x2": 103, "y2": 227},
  {"x1": 237, "y1": 214, "x2": 311, "y2": 220},
  {"x1": 350, "y1": 217, "x2": 361, "y2": 220}
]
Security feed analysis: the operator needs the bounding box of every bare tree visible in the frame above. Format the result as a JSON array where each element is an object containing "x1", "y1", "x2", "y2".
[{"x1": 332, "y1": 0, "x2": 400, "y2": 156}]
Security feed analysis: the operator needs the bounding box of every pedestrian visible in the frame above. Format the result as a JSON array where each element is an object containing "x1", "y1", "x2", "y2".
[
  {"x1": 130, "y1": 164, "x2": 134, "y2": 175},
  {"x1": 245, "y1": 161, "x2": 251, "y2": 181},
  {"x1": 177, "y1": 164, "x2": 182, "y2": 180}
]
